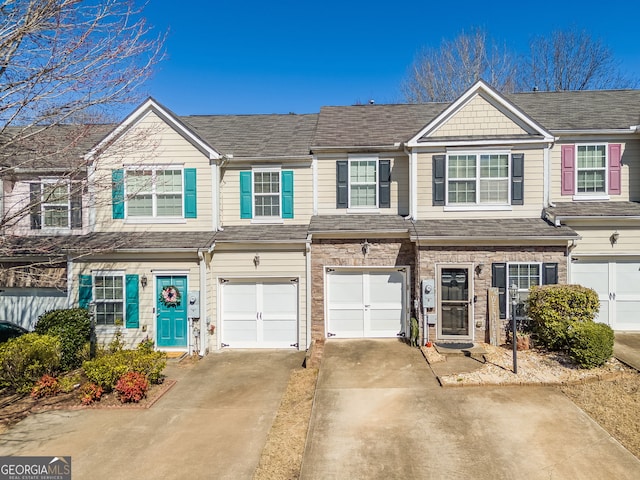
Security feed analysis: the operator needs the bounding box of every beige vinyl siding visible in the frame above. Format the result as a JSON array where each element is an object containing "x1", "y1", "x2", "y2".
[
  {"x1": 550, "y1": 138, "x2": 637, "y2": 203},
  {"x1": 209, "y1": 248, "x2": 308, "y2": 351},
  {"x1": 568, "y1": 225, "x2": 640, "y2": 256},
  {"x1": 73, "y1": 259, "x2": 201, "y2": 349},
  {"x1": 316, "y1": 153, "x2": 409, "y2": 215},
  {"x1": 430, "y1": 94, "x2": 529, "y2": 138},
  {"x1": 415, "y1": 147, "x2": 545, "y2": 219},
  {"x1": 94, "y1": 111, "x2": 214, "y2": 232},
  {"x1": 220, "y1": 164, "x2": 312, "y2": 226}
]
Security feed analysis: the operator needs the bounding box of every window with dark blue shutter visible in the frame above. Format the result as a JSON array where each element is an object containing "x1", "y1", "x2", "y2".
[
  {"x1": 492, "y1": 263, "x2": 507, "y2": 319},
  {"x1": 511, "y1": 153, "x2": 524, "y2": 205},
  {"x1": 433, "y1": 155, "x2": 446, "y2": 206},
  {"x1": 336, "y1": 161, "x2": 348, "y2": 208},
  {"x1": 30, "y1": 183, "x2": 42, "y2": 229},
  {"x1": 542, "y1": 263, "x2": 558, "y2": 285}
]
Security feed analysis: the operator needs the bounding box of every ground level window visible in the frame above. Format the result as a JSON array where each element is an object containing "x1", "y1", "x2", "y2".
[
  {"x1": 94, "y1": 274, "x2": 124, "y2": 325},
  {"x1": 508, "y1": 263, "x2": 541, "y2": 320}
]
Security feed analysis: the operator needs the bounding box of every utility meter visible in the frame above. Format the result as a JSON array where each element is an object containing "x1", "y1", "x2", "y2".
[
  {"x1": 421, "y1": 279, "x2": 435, "y2": 309},
  {"x1": 187, "y1": 291, "x2": 200, "y2": 318}
]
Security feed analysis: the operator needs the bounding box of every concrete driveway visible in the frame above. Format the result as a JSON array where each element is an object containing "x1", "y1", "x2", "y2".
[
  {"x1": 300, "y1": 339, "x2": 640, "y2": 480},
  {"x1": 0, "y1": 350, "x2": 304, "y2": 480},
  {"x1": 615, "y1": 332, "x2": 640, "y2": 370}
]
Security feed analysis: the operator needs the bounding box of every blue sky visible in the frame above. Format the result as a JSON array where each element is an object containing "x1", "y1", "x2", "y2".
[{"x1": 142, "y1": 0, "x2": 640, "y2": 115}]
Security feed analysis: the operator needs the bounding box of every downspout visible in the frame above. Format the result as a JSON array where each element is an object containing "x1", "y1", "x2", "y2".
[
  {"x1": 305, "y1": 233, "x2": 312, "y2": 350},
  {"x1": 404, "y1": 146, "x2": 418, "y2": 220},
  {"x1": 198, "y1": 241, "x2": 215, "y2": 355},
  {"x1": 211, "y1": 158, "x2": 219, "y2": 232},
  {"x1": 312, "y1": 155, "x2": 318, "y2": 216},
  {"x1": 566, "y1": 239, "x2": 578, "y2": 283}
]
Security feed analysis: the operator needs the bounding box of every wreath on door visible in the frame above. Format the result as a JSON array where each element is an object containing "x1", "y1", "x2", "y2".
[{"x1": 160, "y1": 285, "x2": 181, "y2": 307}]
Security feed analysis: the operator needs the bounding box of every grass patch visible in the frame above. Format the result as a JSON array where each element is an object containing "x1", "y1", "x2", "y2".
[{"x1": 253, "y1": 367, "x2": 318, "y2": 480}]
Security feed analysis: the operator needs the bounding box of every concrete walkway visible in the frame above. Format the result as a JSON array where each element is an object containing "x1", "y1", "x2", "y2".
[
  {"x1": 615, "y1": 332, "x2": 640, "y2": 371},
  {"x1": 300, "y1": 339, "x2": 640, "y2": 480},
  {"x1": 0, "y1": 350, "x2": 304, "y2": 480}
]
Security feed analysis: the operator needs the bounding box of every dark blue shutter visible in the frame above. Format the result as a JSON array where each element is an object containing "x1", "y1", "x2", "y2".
[
  {"x1": 240, "y1": 171, "x2": 252, "y2": 219},
  {"x1": 30, "y1": 183, "x2": 41, "y2": 229},
  {"x1": 542, "y1": 263, "x2": 558, "y2": 285},
  {"x1": 281, "y1": 170, "x2": 294, "y2": 219},
  {"x1": 112, "y1": 169, "x2": 125, "y2": 219},
  {"x1": 184, "y1": 168, "x2": 197, "y2": 218},
  {"x1": 125, "y1": 274, "x2": 139, "y2": 328},
  {"x1": 79, "y1": 275, "x2": 92, "y2": 309},
  {"x1": 378, "y1": 160, "x2": 391, "y2": 208},
  {"x1": 70, "y1": 184, "x2": 83, "y2": 228},
  {"x1": 336, "y1": 161, "x2": 348, "y2": 208},
  {"x1": 492, "y1": 263, "x2": 507, "y2": 319},
  {"x1": 511, "y1": 153, "x2": 524, "y2": 205},
  {"x1": 433, "y1": 155, "x2": 446, "y2": 206}
]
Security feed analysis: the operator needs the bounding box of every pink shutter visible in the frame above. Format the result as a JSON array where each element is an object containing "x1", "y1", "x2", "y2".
[
  {"x1": 561, "y1": 144, "x2": 575, "y2": 196},
  {"x1": 608, "y1": 144, "x2": 621, "y2": 195}
]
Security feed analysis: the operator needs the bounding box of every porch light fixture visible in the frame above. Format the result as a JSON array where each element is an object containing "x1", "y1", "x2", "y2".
[
  {"x1": 475, "y1": 263, "x2": 484, "y2": 276},
  {"x1": 610, "y1": 231, "x2": 620, "y2": 245},
  {"x1": 361, "y1": 239, "x2": 371, "y2": 256},
  {"x1": 140, "y1": 274, "x2": 148, "y2": 289},
  {"x1": 509, "y1": 282, "x2": 519, "y2": 374},
  {"x1": 253, "y1": 253, "x2": 260, "y2": 267}
]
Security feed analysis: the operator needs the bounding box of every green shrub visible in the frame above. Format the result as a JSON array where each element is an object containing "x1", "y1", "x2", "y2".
[
  {"x1": 0, "y1": 333, "x2": 61, "y2": 393},
  {"x1": 527, "y1": 285, "x2": 600, "y2": 351},
  {"x1": 82, "y1": 349, "x2": 166, "y2": 391},
  {"x1": 35, "y1": 308, "x2": 91, "y2": 371},
  {"x1": 568, "y1": 321, "x2": 614, "y2": 368}
]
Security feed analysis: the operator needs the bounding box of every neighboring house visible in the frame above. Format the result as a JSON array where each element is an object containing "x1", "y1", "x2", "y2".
[{"x1": 1, "y1": 80, "x2": 638, "y2": 354}]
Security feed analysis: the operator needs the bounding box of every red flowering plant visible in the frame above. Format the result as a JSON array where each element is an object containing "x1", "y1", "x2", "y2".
[
  {"x1": 30, "y1": 374, "x2": 60, "y2": 399},
  {"x1": 115, "y1": 371, "x2": 149, "y2": 403},
  {"x1": 80, "y1": 383, "x2": 103, "y2": 405}
]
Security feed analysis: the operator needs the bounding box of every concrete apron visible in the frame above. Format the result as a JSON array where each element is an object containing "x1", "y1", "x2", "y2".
[
  {"x1": 300, "y1": 339, "x2": 640, "y2": 480},
  {"x1": 0, "y1": 350, "x2": 305, "y2": 480}
]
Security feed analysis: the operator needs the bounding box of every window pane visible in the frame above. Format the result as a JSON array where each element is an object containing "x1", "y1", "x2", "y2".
[
  {"x1": 350, "y1": 160, "x2": 376, "y2": 183},
  {"x1": 254, "y1": 171, "x2": 281, "y2": 217},
  {"x1": 157, "y1": 194, "x2": 182, "y2": 216},
  {"x1": 156, "y1": 170, "x2": 182, "y2": 193},
  {"x1": 94, "y1": 275, "x2": 124, "y2": 326},
  {"x1": 128, "y1": 195, "x2": 153, "y2": 216},
  {"x1": 448, "y1": 155, "x2": 476, "y2": 178},
  {"x1": 577, "y1": 171, "x2": 606, "y2": 193},
  {"x1": 351, "y1": 185, "x2": 376, "y2": 207},
  {"x1": 578, "y1": 145, "x2": 605, "y2": 169},
  {"x1": 479, "y1": 179, "x2": 509, "y2": 203},
  {"x1": 448, "y1": 181, "x2": 475, "y2": 203},
  {"x1": 127, "y1": 171, "x2": 152, "y2": 193},
  {"x1": 480, "y1": 154, "x2": 508, "y2": 178},
  {"x1": 43, "y1": 206, "x2": 69, "y2": 227},
  {"x1": 43, "y1": 184, "x2": 68, "y2": 204},
  {"x1": 255, "y1": 194, "x2": 280, "y2": 217},
  {"x1": 254, "y1": 172, "x2": 280, "y2": 194}
]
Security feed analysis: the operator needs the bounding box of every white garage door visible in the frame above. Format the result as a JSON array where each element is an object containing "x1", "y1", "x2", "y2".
[
  {"x1": 571, "y1": 260, "x2": 640, "y2": 331},
  {"x1": 221, "y1": 280, "x2": 298, "y2": 348},
  {"x1": 0, "y1": 288, "x2": 68, "y2": 330},
  {"x1": 327, "y1": 269, "x2": 405, "y2": 338}
]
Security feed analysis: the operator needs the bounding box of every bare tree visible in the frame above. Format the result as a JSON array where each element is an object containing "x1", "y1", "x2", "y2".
[
  {"x1": 401, "y1": 28, "x2": 522, "y2": 103},
  {"x1": 523, "y1": 28, "x2": 638, "y2": 92}
]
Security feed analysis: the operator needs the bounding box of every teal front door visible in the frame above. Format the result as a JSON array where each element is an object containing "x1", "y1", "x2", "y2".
[{"x1": 156, "y1": 275, "x2": 188, "y2": 348}]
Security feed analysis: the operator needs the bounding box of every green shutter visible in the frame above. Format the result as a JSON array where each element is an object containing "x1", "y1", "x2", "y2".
[
  {"x1": 336, "y1": 161, "x2": 348, "y2": 208},
  {"x1": 125, "y1": 274, "x2": 139, "y2": 328},
  {"x1": 79, "y1": 274, "x2": 92, "y2": 309},
  {"x1": 184, "y1": 168, "x2": 197, "y2": 218},
  {"x1": 281, "y1": 170, "x2": 294, "y2": 219},
  {"x1": 240, "y1": 171, "x2": 252, "y2": 219},
  {"x1": 492, "y1": 263, "x2": 507, "y2": 320},
  {"x1": 511, "y1": 153, "x2": 524, "y2": 205},
  {"x1": 112, "y1": 169, "x2": 125, "y2": 219},
  {"x1": 433, "y1": 155, "x2": 446, "y2": 206}
]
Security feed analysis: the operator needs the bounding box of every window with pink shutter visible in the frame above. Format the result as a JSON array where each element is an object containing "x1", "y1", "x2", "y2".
[
  {"x1": 608, "y1": 144, "x2": 622, "y2": 195},
  {"x1": 561, "y1": 145, "x2": 575, "y2": 195}
]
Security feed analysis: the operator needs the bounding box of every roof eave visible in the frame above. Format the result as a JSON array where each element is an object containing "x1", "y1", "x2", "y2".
[{"x1": 311, "y1": 144, "x2": 403, "y2": 153}]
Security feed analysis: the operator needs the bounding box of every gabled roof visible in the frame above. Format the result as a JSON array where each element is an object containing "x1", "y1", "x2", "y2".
[
  {"x1": 182, "y1": 113, "x2": 317, "y2": 158},
  {"x1": 85, "y1": 97, "x2": 220, "y2": 161}
]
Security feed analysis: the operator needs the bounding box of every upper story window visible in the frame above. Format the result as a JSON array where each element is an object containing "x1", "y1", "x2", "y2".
[
  {"x1": 111, "y1": 167, "x2": 197, "y2": 221},
  {"x1": 433, "y1": 152, "x2": 523, "y2": 208},
  {"x1": 30, "y1": 180, "x2": 82, "y2": 230},
  {"x1": 240, "y1": 168, "x2": 294, "y2": 221},
  {"x1": 336, "y1": 156, "x2": 391, "y2": 210},
  {"x1": 561, "y1": 143, "x2": 621, "y2": 199},
  {"x1": 448, "y1": 153, "x2": 509, "y2": 205}
]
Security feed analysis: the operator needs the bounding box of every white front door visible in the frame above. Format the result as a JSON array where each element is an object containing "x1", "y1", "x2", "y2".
[
  {"x1": 327, "y1": 269, "x2": 406, "y2": 338},
  {"x1": 572, "y1": 260, "x2": 640, "y2": 331},
  {"x1": 221, "y1": 280, "x2": 298, "y2": 348}
]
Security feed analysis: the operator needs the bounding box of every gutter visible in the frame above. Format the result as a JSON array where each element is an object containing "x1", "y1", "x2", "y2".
[
  {"x1": 409, "y1": 234, "x2": 580, "y2": 242},
  {"x1": 311, "y1": 144, "x2": 403, "y2": 153}
]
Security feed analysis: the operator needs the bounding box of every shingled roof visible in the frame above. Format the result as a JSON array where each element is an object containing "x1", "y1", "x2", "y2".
[
  {"x1": 182, "y1": 113, "x2": 317, "y2": 158},
  {"x1": 544, "y1": 202, "x2": 640, "y2": 224},
  {"x1": 410, "y1": 218, "x2": 578, "y2": 240}
]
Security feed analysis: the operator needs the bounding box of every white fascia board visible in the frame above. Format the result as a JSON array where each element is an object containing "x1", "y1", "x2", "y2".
[
  {"x1": 84, "y1": 97, "x2": 220, "y2": 162},
  {"x1": 413, "y1": 138, "x2": 551, "y2": 149},
  {"x1": 552, "y1": 128, "x2": 639, "y2": 136},
  {"x1": 407, "y1": 80, "x2": 554, "y2": 147}
]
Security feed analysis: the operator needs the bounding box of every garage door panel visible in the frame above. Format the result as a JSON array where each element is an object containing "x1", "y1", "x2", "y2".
[
  {"x1": 571, "y1": 263, "x2": 609, "y2": 293},
  {"x1": 615, "y1": 263, "x2": 640, "y2": 296},
  {"x1": 616, "y1": 302, "x2": 639, "y2": 331},
  {"x1": 369, "y1": 272, "x2": 403, "y2": 304},
  {"x1": 369, "y1": 309, "x2": 403, "y2": 336},
  {"x1": 330, "y1": 274, "x2": 363, "y2": 304}
]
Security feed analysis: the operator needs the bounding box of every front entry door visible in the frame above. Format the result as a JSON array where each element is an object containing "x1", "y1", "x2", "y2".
[
  {"x1": 438, "y1": 265, "x2": 473, "y2": 340},
  {"x1": 156, "y1": 275, "x2": 188, "y2": 348}
]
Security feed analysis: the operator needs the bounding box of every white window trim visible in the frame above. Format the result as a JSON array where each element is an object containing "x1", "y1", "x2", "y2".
[
  {"x1": 124, "y1": 166, "x2": 185, "y2": 219},
  {"x1": 251, "y1": 166, "x2": 282, "y2": 222},
  {"x1": 348, "y1": 154, "x2": 379, "y2": 209},
  {"x1": 92, "y1": 270, "x2": 126, "y2": 327},
  {"x1": 507, "y1": 262, "x2": 542, "y2": 319},
  {"x1": 445, "y1": 151, "x2": 511, "y2": 208},
  {"x1": 573, "y1": 143, "x2": 609, "y2": 199},
  {"x1": 40, "y1": 179, "x2": 72, "y2": 229}
]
